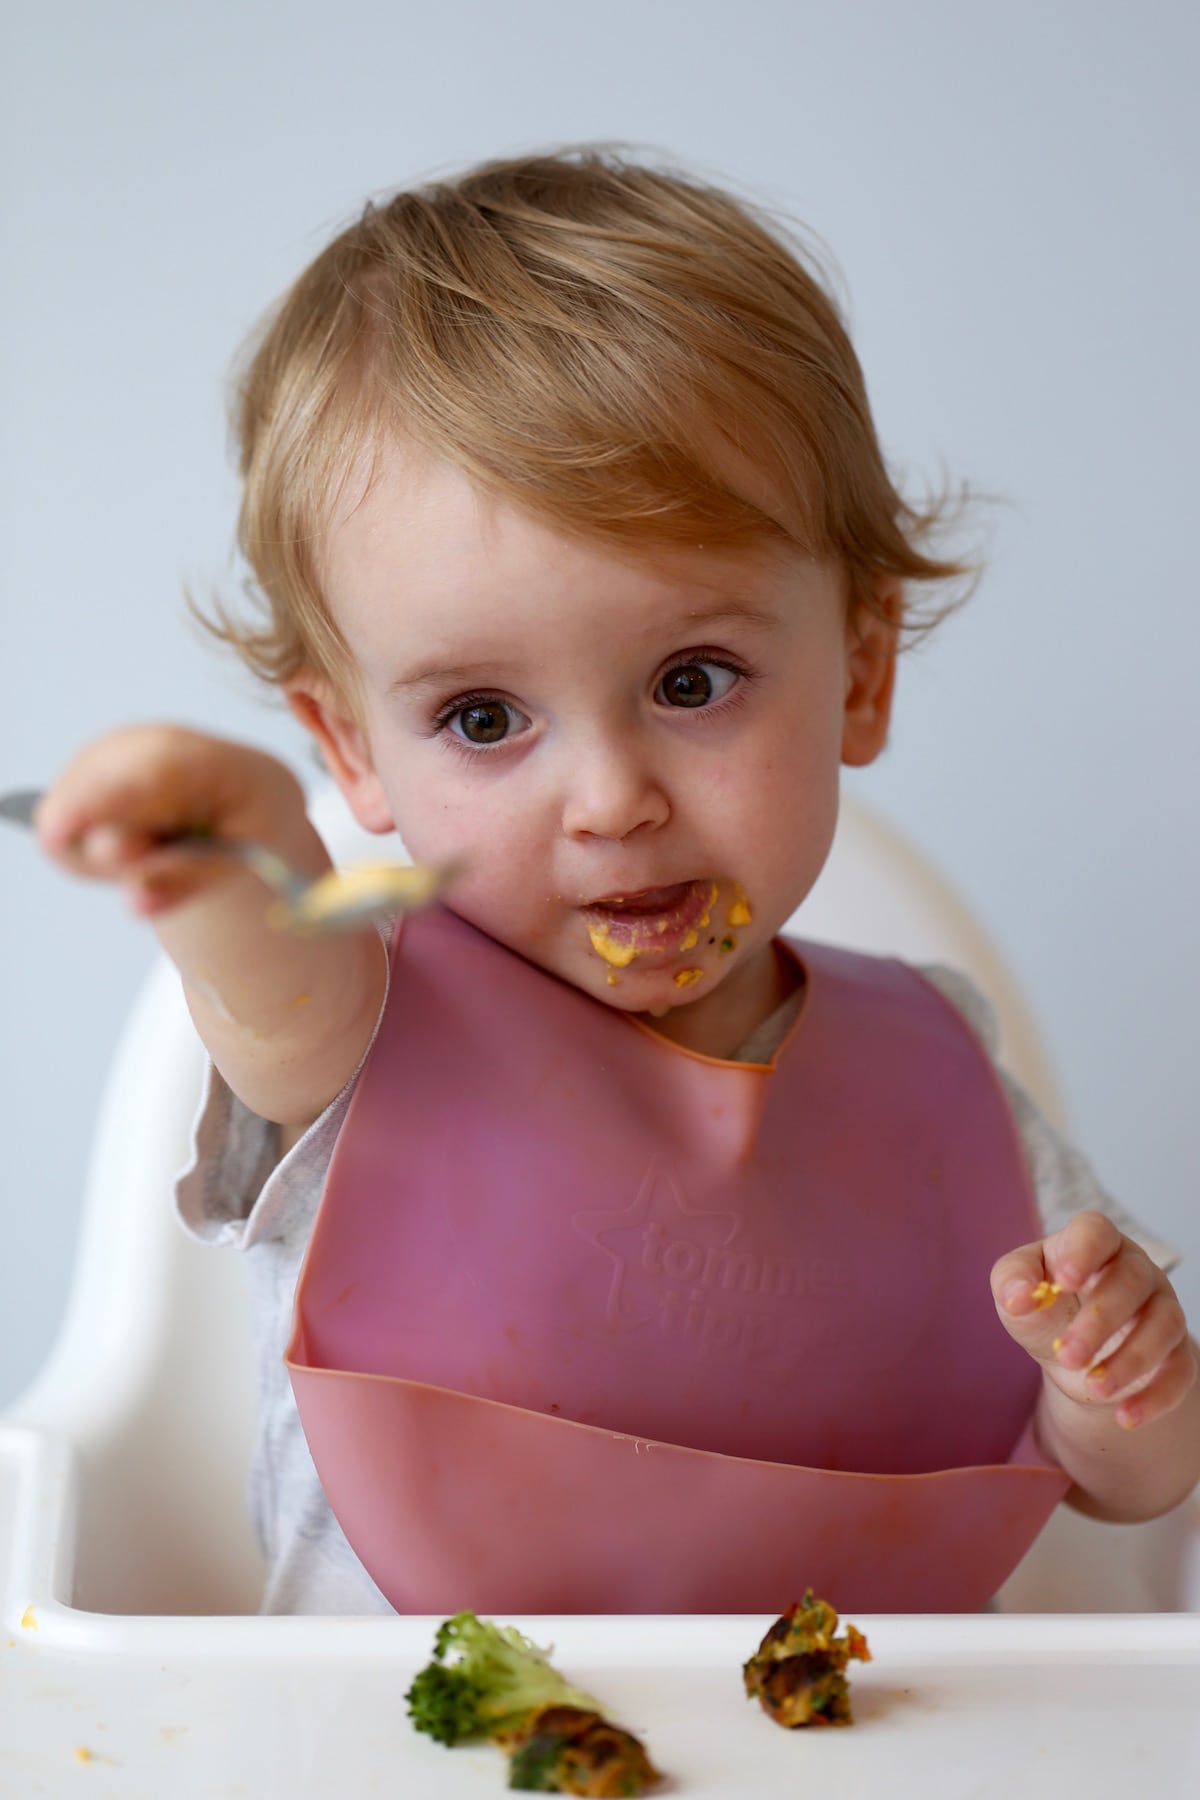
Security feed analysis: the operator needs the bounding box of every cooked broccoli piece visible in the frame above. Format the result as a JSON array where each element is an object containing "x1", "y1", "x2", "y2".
[
  {"x1": 406, "y1": 1612, "x2": 604, "y2": 1747},
  {"x1": 743, "y1": 1590, "x2": 871, "y2": 1727},
  {"x1": 502, "y1": 1704, "x2": 662, "y2": 1795}
]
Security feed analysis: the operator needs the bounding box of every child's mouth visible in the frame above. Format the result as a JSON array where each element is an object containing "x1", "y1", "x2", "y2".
[{"x1": 581, "y1": 879, "x2": 719, "y2": 955}]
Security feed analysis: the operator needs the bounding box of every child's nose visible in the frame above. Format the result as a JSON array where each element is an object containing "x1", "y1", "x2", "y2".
[{"x1": 560, "y1": 733, "x2": 670, "y2": 842}]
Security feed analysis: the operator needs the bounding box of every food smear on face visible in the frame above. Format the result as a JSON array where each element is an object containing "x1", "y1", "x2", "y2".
[
  {"x1": 674, "y1": 968, "x2": 703, "y2": 988},
  {"x1": 727, "y1": 884, "x2": 752, "y2": 927},
  {"x1": 606, "y1": 971, "x2": 619, "y2": 987},
  {"x1": 583, "y1": 880, "x2": 718, "y2": 958},
  {"x1": 587, "y1": 921, "x2": 639, "y2": 967}
]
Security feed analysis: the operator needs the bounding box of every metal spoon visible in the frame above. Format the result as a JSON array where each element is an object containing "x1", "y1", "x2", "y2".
[{"x1": 0, "y1": 787, "x2": 462, "y2": 933}]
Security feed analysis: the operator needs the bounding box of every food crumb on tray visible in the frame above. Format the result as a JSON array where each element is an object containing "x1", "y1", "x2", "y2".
[{"x1": 744, "y1": 1591, "x2": 871, "y2": 1727}]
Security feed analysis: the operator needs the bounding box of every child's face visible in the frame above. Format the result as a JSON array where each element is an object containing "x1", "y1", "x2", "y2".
[{"x1": 295, "y1": 443, "x2": 897, "y2": 1054}]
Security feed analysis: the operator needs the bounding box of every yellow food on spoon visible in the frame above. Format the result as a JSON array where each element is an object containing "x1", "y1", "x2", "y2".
[{"x1": 273, "y1": 862, "x2": 448, "y2": 931}]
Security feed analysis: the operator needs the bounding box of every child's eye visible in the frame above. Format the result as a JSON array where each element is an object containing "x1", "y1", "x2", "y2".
[
  {"x1": 438, "y1": 695, "x2": 529, "y2": 748},
  {"x1": 655, "y1": 658, "x2": 741, "y2": 710}
]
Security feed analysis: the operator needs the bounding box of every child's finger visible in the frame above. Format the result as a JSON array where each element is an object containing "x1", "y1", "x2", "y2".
[
  {"x1": 1053, "y1": 1242, "x2": 1159, "y2": 1372},
  {"x1": 1040, "y1": 1210, "x2": 1124, "y2": 1293},
  {"x1": 1110, "y1": 1340, "x2": 1198, "y2": 1432},
  {"x1": 1082, "y1": 1289, "x2": 1190, "y2": 1402},
  {"x1": 991, "y1": 1243, "x2": 1079, "y2": 1353},
  {"x1": 992, "y1": 1242, "x2": 1050, "y2": 1315},
  {"x1": 43, "y1": 819, "x2": 162, "y2": 881}
]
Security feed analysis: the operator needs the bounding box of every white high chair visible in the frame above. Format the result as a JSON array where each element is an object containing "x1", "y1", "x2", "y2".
[{"x1": 1, "y1": 785, "x2": 1196, "y2": 1621}]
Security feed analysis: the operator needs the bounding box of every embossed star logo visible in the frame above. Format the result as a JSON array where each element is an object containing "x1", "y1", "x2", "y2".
[{"x1": 572, "y1": 1154, "x2": 743, "y2": 1331}]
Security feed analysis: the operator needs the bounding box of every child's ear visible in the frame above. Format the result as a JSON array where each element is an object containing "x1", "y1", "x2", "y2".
[
  {"x1": 284, "y1": 671, "x2": 395, "y2": 834},
  {"x1": 841, "y1": 576, "x2": 901, "y2": 768}
]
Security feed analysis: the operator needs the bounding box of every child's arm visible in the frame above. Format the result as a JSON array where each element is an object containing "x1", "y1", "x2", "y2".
[
  {"x1": 36, "y1": 724, "x2": 387, "y2": 1126},
  {"x1": 993, "y1": 1212, "x2": 1200, "y2": 1521}
]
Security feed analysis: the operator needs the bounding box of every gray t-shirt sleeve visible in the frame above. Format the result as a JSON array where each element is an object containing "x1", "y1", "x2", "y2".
[
  {"x1": 173, "y1": 936, "x2": 395, "y2": 1615},
  {"x1": 918, "y1": 963, "x2": 1180, "y2": 1273},
  {"x1": 176, "y1": 923, "x2": 391, "y2": 1250}
]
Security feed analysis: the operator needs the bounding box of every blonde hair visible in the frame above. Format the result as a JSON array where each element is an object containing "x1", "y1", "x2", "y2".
[{"x1": 208, "y1": 148, "x2": 975, "y2": 698}]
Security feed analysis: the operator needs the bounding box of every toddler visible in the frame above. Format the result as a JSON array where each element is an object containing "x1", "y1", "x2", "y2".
[{"x1": 36, "y1": 150, "x2": 1198, "y2": 1615}]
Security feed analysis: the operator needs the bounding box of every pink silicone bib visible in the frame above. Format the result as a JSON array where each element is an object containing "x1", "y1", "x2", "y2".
[{"x1": 288, "y1": 908, "x2": 1067, "y2": 1611}]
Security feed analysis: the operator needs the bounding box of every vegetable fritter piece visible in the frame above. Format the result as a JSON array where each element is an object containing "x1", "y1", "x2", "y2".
[
  {"x1": 500, "y1": 1704, "x2": 662, "y2": 1795},
  {"x1": 406, "y1": 1612, "x2": 662, "y2": 1793},
  {"x1": 743, "y1": 1590, "x2": 871, "y2": 1727}
]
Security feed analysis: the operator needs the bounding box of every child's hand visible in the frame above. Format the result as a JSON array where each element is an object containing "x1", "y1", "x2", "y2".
[
  {"x1": 35, "y1": 724, "x2": 309, "y2": 919},
  {"x1": 992, "y1": 1211, "x2": 1196, "y2": 1431}
]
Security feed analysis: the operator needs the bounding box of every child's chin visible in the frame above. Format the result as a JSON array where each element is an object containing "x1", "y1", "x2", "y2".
[{"x1": 588, "y1": 961, "x2": 714, "y2": 1014}]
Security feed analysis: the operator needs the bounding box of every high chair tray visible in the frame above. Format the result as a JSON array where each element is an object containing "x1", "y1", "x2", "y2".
[
  {"x1": 3, "y1": 1609, "x2": 1199, "y2": 1796},
  {"x1": 3, "y1": 1425, "x2": 1199, "y2": 1797}
]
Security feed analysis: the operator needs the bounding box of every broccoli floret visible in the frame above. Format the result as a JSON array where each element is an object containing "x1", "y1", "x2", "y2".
[
  {"x1": 406, "y1": 1612, "x2": 604, "y2": 1747},
  {"x1": 504, "y1": 1704, "x2": 662, "y2": 1796},
  {"x1": 743, "y1": 1590, "x2": 871, "y2": 1728}
]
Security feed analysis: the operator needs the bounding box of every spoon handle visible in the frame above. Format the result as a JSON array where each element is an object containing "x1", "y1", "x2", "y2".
[
  {"x1": 1, "y1": 786, "x2": 462, "y2": 932},
  {"x1": 0, "y1": 789, "x2": 40, "y2": 826},
  {"x1": 0, "y1": 788, "x2": 307, "y2": 901}
]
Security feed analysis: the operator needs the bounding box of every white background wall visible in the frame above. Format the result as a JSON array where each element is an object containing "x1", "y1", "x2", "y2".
[{"x1": 1, "y1": 0, "x2": 1196, "y2": 1403}]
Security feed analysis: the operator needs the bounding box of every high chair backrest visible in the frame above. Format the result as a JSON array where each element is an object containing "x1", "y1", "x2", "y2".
[{"x1": 8, "y1": 785, "x2": 1193, "y2": 1614}]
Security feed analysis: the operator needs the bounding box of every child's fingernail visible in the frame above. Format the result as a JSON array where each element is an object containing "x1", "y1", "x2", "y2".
[
  {"x1": 1086, "y1": 1365, "x2": 1114, "y2": 1396},
  {"x1": 1056, "y1": 1337, "x2": 1087, "y2": 1369},
  {"x1": 1001, "y1": 1281, "x2": 1028, "y2": 1313},
  {"x1": 1117, "y1": 1402, "x2": 1142, "y2": 1429}
]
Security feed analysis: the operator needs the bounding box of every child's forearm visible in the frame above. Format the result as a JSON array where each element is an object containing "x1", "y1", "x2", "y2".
[
  {"x1": 1035, "y1": 1343, "x2": 1200, "y2": 1522},
  {"x1": 38, "y1": 725, "x2": 389, "y2": 1126},
  {"x1": 154, "y1": 822, "x2": 388, "y2": 1125}
]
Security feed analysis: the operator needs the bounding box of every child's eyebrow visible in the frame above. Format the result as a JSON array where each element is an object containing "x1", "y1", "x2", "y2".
[
  {"x1": 389, "y1": 661, "x2": 501, "y2": 697},
  {"x1": 388, "y1": 602, "x2": 778, "y2": 697},
  {"x1": 679, "y1": 601, "x2": 778, "y2": 635}
]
